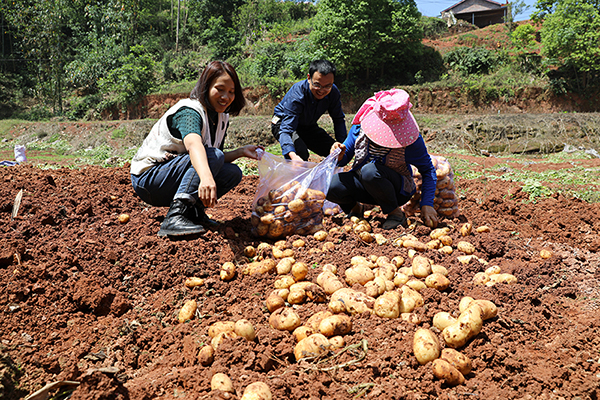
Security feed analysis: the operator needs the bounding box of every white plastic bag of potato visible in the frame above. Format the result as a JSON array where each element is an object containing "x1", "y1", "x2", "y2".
[
  {"x1": 250, "y1": 148, "x2": 341, "y2": 239},
  {"x1": 402, "y1": 155, "x2": 460, "y2": 219}
]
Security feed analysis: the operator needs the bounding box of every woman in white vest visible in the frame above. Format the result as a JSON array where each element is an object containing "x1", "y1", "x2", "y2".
[{"x1": 130, "y1": 61, "x2": 262, "y2": 237}]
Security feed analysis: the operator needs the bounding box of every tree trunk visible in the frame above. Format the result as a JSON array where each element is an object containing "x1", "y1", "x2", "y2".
[{"x1": 176, "y1": 0, "x2": 180, "y2": 51}]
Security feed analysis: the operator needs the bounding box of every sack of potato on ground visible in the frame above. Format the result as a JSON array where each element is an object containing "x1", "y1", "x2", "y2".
[
  {"x1": 403, "y1": 155, "x2": 460, "y2": 219},
  {"x1": 251, "y1": 149, "x2": 341, "y2": 239}
]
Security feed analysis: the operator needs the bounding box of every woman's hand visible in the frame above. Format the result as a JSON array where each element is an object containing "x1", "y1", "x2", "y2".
[
  {"x1": 420, "y1": 205, "x2": 439, "y2": 228},
  {"x1": 330, "y1": 142, "x2": 346, "y2": 161},
  {"x1": 239, "y1": 145, "x2": 263, "y2": 160},
  {"x1": 199, "y1": 174, "x2": 217, "y2": 208}
]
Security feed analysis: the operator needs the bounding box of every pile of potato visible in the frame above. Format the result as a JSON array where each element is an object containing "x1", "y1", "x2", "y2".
[
  {"x1": 251, "y1": 180, "x2": 327, "y2": 239},
  {"x1": 210, "y1": 374, "x2": 272, "y2": 400},
  {"x1": 416, "y1": 296, "x2": 497, "y2": 386},
  {"x1": 198, "y1": 319, "x2": 257, "y2": 366},
  {"x1": 403, "y1": 155, "x2": 460, "y2": 219},
  {"x1": 472, "y1": 265, "x2": 518, "y2": 286}
]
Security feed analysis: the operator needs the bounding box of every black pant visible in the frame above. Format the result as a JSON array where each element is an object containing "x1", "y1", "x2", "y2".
[{"x1": 272, "y1": 119, "x2": 336, "y2": 161}]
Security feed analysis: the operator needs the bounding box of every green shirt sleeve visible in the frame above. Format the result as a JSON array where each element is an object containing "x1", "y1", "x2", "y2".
[{"x1": 168, "y1": 107, "x2": 203, "y2": 140}]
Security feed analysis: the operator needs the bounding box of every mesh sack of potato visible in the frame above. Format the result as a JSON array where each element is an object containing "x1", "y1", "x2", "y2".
[
  {"x1": 251, "y1": 148, "x2": 341, "y2": 239},
  {"x1": 402, "y1": 155, "x2": 460, "y2": 219}
]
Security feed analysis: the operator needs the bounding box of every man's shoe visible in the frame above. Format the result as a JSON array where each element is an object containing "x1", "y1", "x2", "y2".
[
  {"x1": 158, "y1": 199, "x2": 206, "y2": 237},
  {"x1": 382, "y1": 211, "x2": 408, "y2": 230}
]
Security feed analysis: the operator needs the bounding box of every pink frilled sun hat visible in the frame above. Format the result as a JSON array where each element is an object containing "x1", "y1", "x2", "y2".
[{"x1": 352, "y1": 88, "x2": 420, "y2": 148}]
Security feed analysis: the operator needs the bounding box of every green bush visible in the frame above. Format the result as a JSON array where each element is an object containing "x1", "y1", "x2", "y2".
[
  {"x1": 444, "y1": 47, "x2": 499, "y2": 75},
  {"x1": 420, "y1": 16, "x2": 448, "y2": 39}
]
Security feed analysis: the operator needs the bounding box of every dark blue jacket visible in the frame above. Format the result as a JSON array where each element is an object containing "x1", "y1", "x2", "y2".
[{"x1": 274, "y1": 79, "x2": 346, "y2": 156}]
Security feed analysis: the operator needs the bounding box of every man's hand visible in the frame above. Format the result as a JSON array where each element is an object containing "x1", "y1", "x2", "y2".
[
  {"x1": 240, "y1": 145, "x2": 264, "y2": 160},
  {"x1": 330, "y1": 142, "x2": 346, "y2": 161},
  {"x1": 420, "y1": 205, "x2": 438, "y2": 228}
]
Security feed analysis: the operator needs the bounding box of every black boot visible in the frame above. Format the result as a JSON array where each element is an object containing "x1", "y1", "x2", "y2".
[
  {"x1": 191, "y1": 203, "x2": 220, "y2": 229},
  {"x1": 158, "y1": 199, "x2": 206, "y2": 237}
]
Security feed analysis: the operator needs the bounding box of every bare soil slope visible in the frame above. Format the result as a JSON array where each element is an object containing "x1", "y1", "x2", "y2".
[{"x1": 1, "y1": 152, "x2": 600, "y2": 399}]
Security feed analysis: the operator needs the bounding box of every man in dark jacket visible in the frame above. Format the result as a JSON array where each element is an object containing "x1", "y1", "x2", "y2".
[{"x1": 271, "y1": 59, "x2": 347, "y2": 161}]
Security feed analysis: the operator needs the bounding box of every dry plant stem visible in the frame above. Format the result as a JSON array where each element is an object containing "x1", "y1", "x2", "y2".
[
  {"x1": 348, "y1": 382, "x2": 375, "y2": 398},
  {"x1": 304, "y1": 339, "x2": 369, "y2": 372},
  {"x1": 11, "y1": 189, "x2": 23, "y2": 220}
]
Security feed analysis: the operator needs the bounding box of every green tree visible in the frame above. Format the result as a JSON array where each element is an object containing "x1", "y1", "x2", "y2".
[
  {"x1": 310, "y1": 0, "x2": 422, "y2": 81},
  {"x1": 540, "y1": 0, "x2": 600, "y2": 88}
]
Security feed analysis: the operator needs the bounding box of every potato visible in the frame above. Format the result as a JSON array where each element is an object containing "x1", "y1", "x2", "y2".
[
  {"x1": 398, "y1": 266, "x2": 413, "y2": 276},
  {"x1": 488, "y1": 273, "x2": 517, "y2": 285},
  {"x1": 432, "y1": 358, "x2": 465, "y2": 386},
  {"x1": 457, "y1": 255, "x2": 475, "y2": 264},
  {"x1": 276, "y1": 257, "x2": 294, "y2": 275},
  {"x1": 269, "y1": 307, "x2": 301, "y2": 331},
  {"x1": 294, "y1": 333, "x2": 331, "y2": 361},
  {"x1": 317, "y1": 271, "x2": 344, "y2": 295},
  {"x1": 118, "y1": 213, "x2": 130, "y2": 224},
  {"x1": 476, "y1": 225, "x2": 490, "y2": 233},
  {"x1": 365, "y1": 276, "x2": 387, "y2": 297},
  {"x1": 211, "y1": 373, "x2": 234, "y2": 393},
  {"x1": 472, "y1": 299, "x2": 498, "y2": 320},
  {"x1": 235, "y1": 319, "x2": 256, "y2": 341},
  {"x1": 458, "y1": 297, "x2": 474, "y2": 313},
  {"x1": 485, "y1": 265, "x2": 501, "y2": 275},
  {"x1": 322, "y1": 242, "x2": 335, "y2": 252},
  {"x1": 403, "y1": 239, "x2": 427, "y2": 252},
  {"x1": 178, "y1": 300, "x2": 197, "y2": 323},
  {"x1": 412, "y1": 256, "x2": 432, "y2": 278},
  {"x1": 272, "y1": 246, "x2": 284, "y2": 259},
  {"x1": 329, "y1": 336, "x2": 345, "y2": 349},
  {"x1": 374, "y1": 290, "x2": 401, "y2": 318},
  {"x1": 184, "y1": 277, "x2": 204, "y2": 288},
  {"x1": 244, "y1": 246, "x2": 257, "y2": 258},
  {"x1": 314, "y1": 230, "x2": 328, "y2": 241},
  {"x1": 426, "y1": 239, "x2": 442, "y2": 249},
  {"x1": 265, "y1": 292, "x2": 285, "y2": 313},
  {"x1": 406, "y1": 279, "x2": 427, "y2": 292},
  {"x1": 211, "y1": 330, "x2": 238, "y2": 350},
  {"x1": 457, "y1": 241, "x2": 476, "y2": 255},
  {"x1": 399, "y1": 285, "x2": 424, "y2": 313},
  {"x1": 401, "y1": 312, "x2": 421, "y2": 324},
  {"x1": 287, "y1": 287, "x2": 306, "y2": 304},
  {"x1": 413, "y1": 328, "x2": 441, "y2": 364},
  {"x1": 425, "y1": 273, "x2": 451, "y2": 291},
  {"x1": 345, "y1": 264, "x2": 375, "y2": 286},
  {"x1": 442, "y1": 304, "x2": 483, "y2": 348},
  {"x1": 439, "y1": 235, "x2": 453, "y2": 246},
  {"x1": 391, "y1": 256, "x2": 405, "y2": 267},
  {"x1": 292, "y1": 239, "x2": 306, "y2": 248},
  {"x1": 291, "y1": 262, "x2": 308, "y2": 281},
  {"x1": 350, "y1": 256, "x2": 371, "y2": 267},
  {"x1": 431, "y1": 264, "x2": 448, "y2": 276},
  {"x1": 329, "y1": 288, "x2": 375, "y2": 315},
  {"x1": 433, "y1": 312, "x2": 457, "y2": 330},
  {"x1": 472, "y1": 272, "x2": 490, "y2": 286},
  {"x1": 374, "y1": 262, "x2": 396, "y2": 281},
  {"x1": 244, "y1": 259, "x2": 277, "y2": 275},
  {"x1": 459, "y1": 223, "x2": 473, "y2": 237},
  {"x1": 220, "y1": 262, "x2": 236, "y2": 281},
  {"x1": 439, "y1": 246, "x2": 453, "y2": 255},
  {"x1": 319, "y1": 314, "x2": 352, "y2": 337},
  {"x1": 241, "y1": 381, "x2": 272, "y2": 400},
  {"x1": 209, "y1": 321, "x2": 236, "y2": 338},
  {"x1": 393, "y1": 272, "x2": 410, "y2": 287},
  {"x1": 430, "y1": 227, "x2": 451, "y2": 240},
  {"x1": 441, "y1": 348, "x2": 472, "y2": 375},
  {"x1": 374, "y1": 233, "x2": 388, "y2": 245},
  {"x1": 358, "y1": 231, "x2": 374, "y2": 243},
  {"x1": 274, "y1": 275, "x2": 296, "y2": 289},
  {"x1": 293, "y1": 326, "x2": 315, "y2": 342},
  {"x1": 198, "y1": 344, "x2": 214, "y2": 366},
  {"x1": 306, "y1": 311, "x2": 333, "y2": 331}
]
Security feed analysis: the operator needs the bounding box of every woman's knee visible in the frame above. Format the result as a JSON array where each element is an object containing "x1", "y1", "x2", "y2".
[{"x1": 360, "y1": 163, "x2": 380, "y2": 182}]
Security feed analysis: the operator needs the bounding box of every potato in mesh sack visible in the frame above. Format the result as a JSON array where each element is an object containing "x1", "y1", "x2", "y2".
[
  {"x1": 251, "y1": 149, "x2": 340, "y2": 239},
  {"x1": 402, "y1": 156, "x2": 460, "y2": 219}
]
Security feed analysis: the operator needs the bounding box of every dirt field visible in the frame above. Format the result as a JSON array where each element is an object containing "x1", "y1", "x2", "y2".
[{"x1": 2, "y1": 148, "x2": 600, "y2": 399}]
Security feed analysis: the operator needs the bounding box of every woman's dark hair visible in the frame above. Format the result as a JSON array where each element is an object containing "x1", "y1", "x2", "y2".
[{"x1": 190, "y1": 60, "x2": 245, "y2": 116}]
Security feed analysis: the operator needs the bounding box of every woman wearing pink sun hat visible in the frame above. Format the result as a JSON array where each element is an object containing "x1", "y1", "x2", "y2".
[{"x1": 327, "y1": 88, "x2": 438, "y2": 229}]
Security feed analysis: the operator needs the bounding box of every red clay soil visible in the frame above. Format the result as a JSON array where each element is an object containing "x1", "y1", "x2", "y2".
[{"x1": 1, "y1": 157, "x2": 600, "y2": 400}]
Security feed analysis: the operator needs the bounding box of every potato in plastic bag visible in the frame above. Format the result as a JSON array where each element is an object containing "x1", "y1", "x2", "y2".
[{"x1": 251, "y1": 149, "x2": 341, "y2": 239}]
